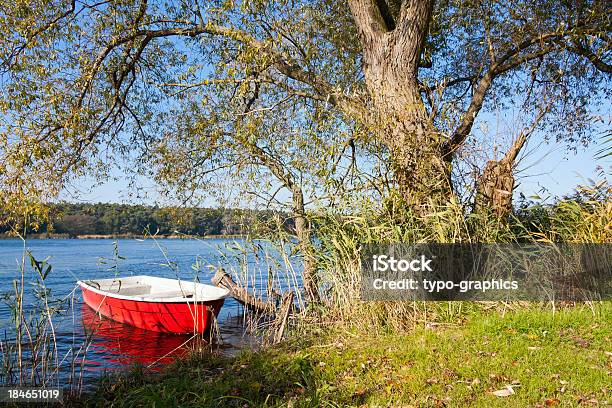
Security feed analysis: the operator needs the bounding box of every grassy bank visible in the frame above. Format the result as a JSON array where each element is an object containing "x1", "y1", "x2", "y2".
[{"x1": 84, "y1": 303, "x2": 611, "y2": 407}]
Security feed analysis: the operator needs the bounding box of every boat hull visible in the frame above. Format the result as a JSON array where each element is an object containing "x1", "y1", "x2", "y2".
[{"x1": 80, "y1": 284, "x2": 225, "y2": 334}]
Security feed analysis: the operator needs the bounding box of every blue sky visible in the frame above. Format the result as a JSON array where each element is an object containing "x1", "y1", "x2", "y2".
[{"x1": 514, "y1": 138, "x2": 609, "y2": 200}]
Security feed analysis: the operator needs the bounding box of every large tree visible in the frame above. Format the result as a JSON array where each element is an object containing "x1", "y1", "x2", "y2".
[{"x1": 1, "y1": 0, "x2": 610, "y2": 299}]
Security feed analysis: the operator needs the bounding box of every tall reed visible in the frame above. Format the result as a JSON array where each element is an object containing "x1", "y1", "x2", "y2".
[
  {"x1": 0, "y1": 240, "x2": 92, "y2": 392},
  {"x1": 307, "y1": 184, "x2": 611, "y2": 332}
]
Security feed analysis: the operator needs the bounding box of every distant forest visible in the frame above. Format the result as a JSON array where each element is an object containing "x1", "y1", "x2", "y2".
[{"x1": 0, "y1": 203, "x2": 291, "y2": 237}]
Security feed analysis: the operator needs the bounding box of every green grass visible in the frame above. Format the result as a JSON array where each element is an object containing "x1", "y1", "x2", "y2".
[{"x1": 83, "y1": 303, "x2": 611, "y2": 407}]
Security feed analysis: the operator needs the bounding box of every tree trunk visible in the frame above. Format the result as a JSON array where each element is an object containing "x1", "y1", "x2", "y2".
[
  {"x1": 474, "y1": 128, "x2": 530, "y2": 219},
  {"x1": 292, "y1": 187, "x2": 320, "y2": 303},
  {"x1": 373, "y1": 85, "x2": 451, "y2": 210},
  {"x1": 349, "y1": 0, "x2": 452, "y2": 212},
  {"x1": 475, "y1": 160, "x2": 515, "y2": 219}
]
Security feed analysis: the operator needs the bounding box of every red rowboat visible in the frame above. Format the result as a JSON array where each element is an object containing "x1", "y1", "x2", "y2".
[{"x1": 78, "y1": 276, "x2": 229, "y2": 334}]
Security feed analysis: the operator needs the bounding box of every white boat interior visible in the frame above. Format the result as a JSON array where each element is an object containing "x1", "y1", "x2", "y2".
[{"x1": 78, "y1": 275, "x2": 229, "y2": 302}]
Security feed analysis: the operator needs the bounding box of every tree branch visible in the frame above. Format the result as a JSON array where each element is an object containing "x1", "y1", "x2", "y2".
[
  {"x1": 394, "y1": 0, "x2": 435, "y2": 73},
  {"x1": 51, "y1": 19, "x2": 365, "y2": 147},
  {"x1": 442, "y1": 71, "x2": 493, "y2": 161},
  {"x1": 565, "y1": 39, "x2": 612, "y2": 73},
  {"x1": 442, "y1": 29, "x2": 581, "y2": 160},
  {"x1": 1, "y1": 0, "x2": 77, "y2": 70},
  {"x1": 503, "y1": 105, "x2": 549, "y2": 166},
  {"x1": 347, "y1": 0, "x2": 389, "y2": 42}
]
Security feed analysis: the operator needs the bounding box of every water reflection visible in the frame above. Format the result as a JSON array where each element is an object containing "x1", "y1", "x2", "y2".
[
  {"x1": 81, "y1": 303, "x2": 260, "y2": 372},
  {"x1": 81, "y1": 304, "x2": 194, "y2": 369}
]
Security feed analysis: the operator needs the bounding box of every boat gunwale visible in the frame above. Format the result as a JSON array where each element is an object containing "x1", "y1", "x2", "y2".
[{"x1": 77, "y1": 276, "x2": 230, "y2": 304}]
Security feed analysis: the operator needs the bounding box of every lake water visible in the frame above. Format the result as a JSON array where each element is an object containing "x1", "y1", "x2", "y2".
[{"x1": 0, "y1": 238, "x2": 300, "y2": 389}]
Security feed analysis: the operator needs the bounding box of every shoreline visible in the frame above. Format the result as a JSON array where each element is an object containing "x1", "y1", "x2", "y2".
[{"x1": 0, "y1": 233, "x2": 250, "y2": 240}]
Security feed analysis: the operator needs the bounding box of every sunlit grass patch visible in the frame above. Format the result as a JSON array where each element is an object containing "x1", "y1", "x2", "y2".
[{"x1": 84, "y1": 303, "x2": 611, "y2": 407}]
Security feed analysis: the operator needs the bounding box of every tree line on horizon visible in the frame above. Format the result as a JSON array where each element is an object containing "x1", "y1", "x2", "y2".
[{"x1": 0, "y1": 203, "x2": 291, "y2": 238}]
